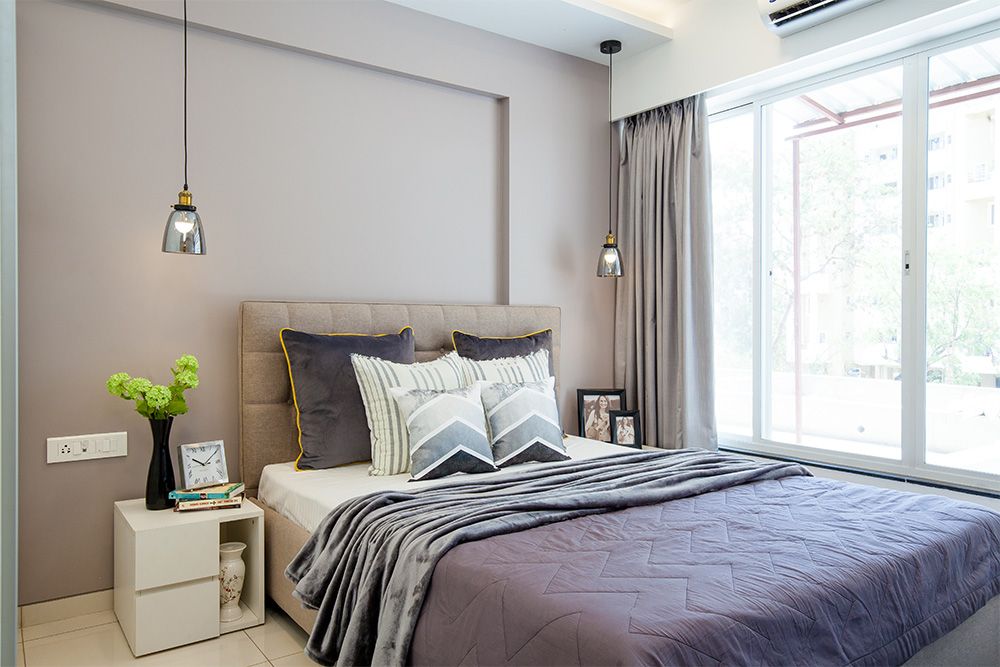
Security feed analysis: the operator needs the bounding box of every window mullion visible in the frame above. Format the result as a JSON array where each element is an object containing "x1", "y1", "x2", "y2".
[
  {"x1": 900, "y1": 54, "x2": 930, "y2": 472},
  {"x1": 755, "y1": 101, "x2": 771, "y2": 444}
]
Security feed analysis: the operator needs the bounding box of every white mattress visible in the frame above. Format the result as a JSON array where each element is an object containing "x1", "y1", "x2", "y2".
[{"x1": 258, "y1": 436, "x2": 632, "y2": 533}]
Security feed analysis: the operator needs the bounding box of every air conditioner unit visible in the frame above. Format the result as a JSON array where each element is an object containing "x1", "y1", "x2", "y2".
[{"x1": 758, "y1": 0, "x2": 884, "y2": 37}]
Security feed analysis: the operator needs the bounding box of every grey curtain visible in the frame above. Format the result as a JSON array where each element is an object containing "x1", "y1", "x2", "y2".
[{"x1": 613, "y1": 95, "x2": 717, "y2": 451}]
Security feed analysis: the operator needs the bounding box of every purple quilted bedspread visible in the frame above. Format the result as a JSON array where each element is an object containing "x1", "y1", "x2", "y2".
[{"x1": 410, "y1": 476, "x2": 1000, "y2": 666}]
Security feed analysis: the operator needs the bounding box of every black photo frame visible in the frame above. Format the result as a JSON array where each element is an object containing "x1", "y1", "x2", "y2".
[
  {"x1": 610, "y1": 410, "x2": 642, "y2": 449},
  {"x1": 576, "y1": 389, "x2": 626, "y2": 442}
]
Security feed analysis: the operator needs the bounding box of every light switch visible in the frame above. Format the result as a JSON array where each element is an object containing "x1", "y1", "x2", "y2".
[{"x1": 47, "y1": 431, "x2": 128, "y2": 463}]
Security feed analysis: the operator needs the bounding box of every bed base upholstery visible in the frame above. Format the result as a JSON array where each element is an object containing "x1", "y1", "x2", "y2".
[
  {"x1": 261, "y1": 499, "x2": 317, "y2": 632},
  {"x1": 238, "y1": 300, "x2": 999, "y2": 666}
]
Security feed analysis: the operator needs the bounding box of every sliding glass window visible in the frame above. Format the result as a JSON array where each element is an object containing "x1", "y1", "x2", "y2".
[
  {"x1": 709, "y1": 24, "x2": 1000, "y2": 491},
  {"x1": 765, "y1": 66, "x2": 904, "y2": 459},
  {"x1": 711, "y1": 110, "x2": 755, "y2": 438},
  {"x1": 924, "y1": 35, "x2": 1000, "y2": 476}
]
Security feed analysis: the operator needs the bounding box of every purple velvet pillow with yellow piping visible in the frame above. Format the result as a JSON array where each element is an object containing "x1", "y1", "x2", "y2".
[{"x1": 280, "y1": 327, "x2": 414, "y2": 470}]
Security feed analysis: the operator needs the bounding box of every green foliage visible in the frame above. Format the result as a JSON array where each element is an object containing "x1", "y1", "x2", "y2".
[
  {"x1": 925, "y1": 244, "x2": 998, "y2": 383},
  {"x1": 106, "y1": 354, "x2": 200, "y2": 420}
]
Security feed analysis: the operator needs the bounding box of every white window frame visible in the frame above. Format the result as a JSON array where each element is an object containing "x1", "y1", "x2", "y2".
[{"x1": 709, "y1": 19, "x2": 1000, "y2": 493}]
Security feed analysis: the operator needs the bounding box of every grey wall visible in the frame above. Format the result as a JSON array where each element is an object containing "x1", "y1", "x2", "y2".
[{"x1": 17, "y1": 0, "x2": 614, "y2": 604}]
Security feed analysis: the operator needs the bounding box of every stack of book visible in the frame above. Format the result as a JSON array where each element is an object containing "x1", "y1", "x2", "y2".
[{"x1": 169, "y1": 482, "x2": 245, "y2": 512}]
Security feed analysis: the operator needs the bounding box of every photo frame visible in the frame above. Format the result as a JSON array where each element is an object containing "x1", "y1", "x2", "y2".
[
  {"x1": 610, "y1": 410, "x2": 642, "y2": 449},
  {"x1": 577, "y1": 389, "x2": 626, "y2": 442}
]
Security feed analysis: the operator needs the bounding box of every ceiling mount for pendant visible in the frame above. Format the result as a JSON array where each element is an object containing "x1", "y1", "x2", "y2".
[{"x1": 600, "y1": 39, "x2": 622, "y2": 55}]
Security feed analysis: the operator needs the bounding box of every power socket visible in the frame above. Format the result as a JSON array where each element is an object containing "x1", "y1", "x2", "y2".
[{"x1": 47, "y1": 432, "x2": 127, "y2": 463}]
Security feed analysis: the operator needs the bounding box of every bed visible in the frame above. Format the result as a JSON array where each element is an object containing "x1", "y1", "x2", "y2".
[{"x1": 239, "y1": 300, "x2": 1000, "y2": 666}]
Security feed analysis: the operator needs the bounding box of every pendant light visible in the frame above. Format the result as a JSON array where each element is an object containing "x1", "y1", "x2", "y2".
[
  {"x1": 596, "y1": 39, "x2": 623, "y2": 278},
  {"x1": 162, "y1": 0, "x2": 206, "y2": 255}
]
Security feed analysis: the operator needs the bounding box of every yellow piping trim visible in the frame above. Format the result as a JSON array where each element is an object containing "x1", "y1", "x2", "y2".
[
  {"x1": 280, "y1": 326, "x2": 413, "y2": 471},
  {"x1": 451, "y1": 327, "x2": 552, "y2": 351}
]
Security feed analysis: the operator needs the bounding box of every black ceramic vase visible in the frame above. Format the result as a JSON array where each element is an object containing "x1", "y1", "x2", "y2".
[{"x1": 146, "y1": 417, "x2": 177, "y2": 510}]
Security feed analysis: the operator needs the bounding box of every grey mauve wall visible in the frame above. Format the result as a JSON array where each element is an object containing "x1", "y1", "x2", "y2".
[{"x1": 17, "y1": 0, "x2": 614, "y2": 604}]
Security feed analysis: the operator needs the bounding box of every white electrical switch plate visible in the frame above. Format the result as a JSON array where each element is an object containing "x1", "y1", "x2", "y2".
[{"x1": 47, "y1": 432, "x2": 127, "y2": 463}]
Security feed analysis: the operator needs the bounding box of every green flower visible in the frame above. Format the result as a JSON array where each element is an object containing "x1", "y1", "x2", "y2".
[
  {"x1": 145, "y1": 385, "x2": 171, "y2": 410},
  {"x1": 106, "y1": 372, "x2": 131, "y2": 397},
  {"x1": 174, "y1": 369, "x2": 199, "y2": 390},
  {"x1": 124, "y1": 377, "x2": 152, "y2": 398},
  {"x1": 175, "y1": 354, "x2": 199, "y2": 372}
]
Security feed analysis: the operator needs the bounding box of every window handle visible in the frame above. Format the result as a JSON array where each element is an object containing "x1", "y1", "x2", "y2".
[{"x1": 904, "y1": 250, "x2": 911, "y2": 275}]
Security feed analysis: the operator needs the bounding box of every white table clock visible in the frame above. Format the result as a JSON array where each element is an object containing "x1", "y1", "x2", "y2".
[{"x1": 177, "y1": 440, "x2": 229, "y2": 489}]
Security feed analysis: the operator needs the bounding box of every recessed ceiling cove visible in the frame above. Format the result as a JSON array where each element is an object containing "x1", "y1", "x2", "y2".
[{"x1": 384, "y1": 0, "x2": 674, "y2": 63}]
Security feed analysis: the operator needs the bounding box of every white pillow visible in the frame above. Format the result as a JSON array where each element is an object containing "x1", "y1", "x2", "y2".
[
  {"x1": 458, "y1": 348, "x2": 551, "y2": 385},
  {"x1": 351, "y1": 351, "x2": 466, "y2": 476}
]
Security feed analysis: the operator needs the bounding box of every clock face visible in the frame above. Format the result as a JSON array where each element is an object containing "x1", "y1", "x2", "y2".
[{"x1": 179, "y1": 441, "x2": 228, "y2": 489}]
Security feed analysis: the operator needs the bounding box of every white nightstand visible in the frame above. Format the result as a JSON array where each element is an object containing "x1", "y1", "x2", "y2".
[{"x1": 113, "y1": 498, "x2": 265, "y2": 656}]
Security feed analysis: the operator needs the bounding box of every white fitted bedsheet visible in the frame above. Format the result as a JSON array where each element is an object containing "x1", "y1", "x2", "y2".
[{"x1": 258, "y1": 436, "x2": 632, "y2": 533}]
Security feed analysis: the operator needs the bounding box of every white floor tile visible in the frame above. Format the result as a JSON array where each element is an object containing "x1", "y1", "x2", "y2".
[
  {"x1": 21, "y1": 610, "x2": 117, "y2": 641},
  {"x1": 245, "y1": 608, "x2": 308, "y2": 660},
  {"x1": 136, "y1": 632, "x2": 267, "y2": 667},
  {"x1": 22, "y1": 621, "x2": 266, "y2": 667},
  {"x1": 271, "y1": 652, "x2": 314, "y2": 667},
  {"x1": 21, "y1": 590, "x2": 114, "y2": 627}
]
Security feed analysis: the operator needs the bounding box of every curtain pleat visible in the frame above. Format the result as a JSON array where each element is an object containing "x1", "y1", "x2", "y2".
[{"x1": 613, "y1": 95, "x2": 717, "y2": 451}]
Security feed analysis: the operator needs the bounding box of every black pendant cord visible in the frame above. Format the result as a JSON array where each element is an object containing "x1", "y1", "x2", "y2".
[
  {"x1": 183, "y1": 0, "x2": 188, "y2": 191},
  {"x1": 607, "y1": 48, "x2": 613, "y2": 237}
]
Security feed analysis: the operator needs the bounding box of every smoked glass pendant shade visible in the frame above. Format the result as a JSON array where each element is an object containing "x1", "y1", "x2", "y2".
[
  {"x1": 162, "y1": 189, "x2": 206, "y2": 255},
  {"x1": 597, "y1": 232, "x2": 623, "y2": 277}
]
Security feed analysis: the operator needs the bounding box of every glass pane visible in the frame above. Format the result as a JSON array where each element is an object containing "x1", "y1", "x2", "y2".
[
  {"x1": 766, "y1": 66, "x2": 904, "y2": 458},
  {"x1": 711, "y1": 112, "x2": 754, "y2": 438},
  {"x1": 926, "y1": 36, "x2": 1000, "y2": 475}
]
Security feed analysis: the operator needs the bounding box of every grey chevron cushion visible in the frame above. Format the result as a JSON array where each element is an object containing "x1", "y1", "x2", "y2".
[
  {"x1": 478, "y1": 377, "x2": 568, "y2": 467},
  {"x1": 389, "y1": 384, "x2": 497, "y2": 481}
]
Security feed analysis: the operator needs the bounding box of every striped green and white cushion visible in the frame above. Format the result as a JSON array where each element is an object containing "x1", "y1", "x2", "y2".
[
  {"x1": 458, "y1": 348, "x2": 550, "y2": 385},
  {"x1": 389, "y1": 384, "x2": 496, "y2": 481},
  {"x1": 351, "y1": 351, "x2": 466, "y2": 476}
]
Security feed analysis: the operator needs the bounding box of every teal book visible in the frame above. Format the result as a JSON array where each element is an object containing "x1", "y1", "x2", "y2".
[{"x1": 169, "y1": 482, "x2": 244, "y2": 501}]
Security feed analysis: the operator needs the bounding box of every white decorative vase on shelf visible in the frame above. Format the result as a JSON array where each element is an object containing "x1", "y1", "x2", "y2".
[{"x1": 219, "y1": 542, "x2": 247, "y2": 622}]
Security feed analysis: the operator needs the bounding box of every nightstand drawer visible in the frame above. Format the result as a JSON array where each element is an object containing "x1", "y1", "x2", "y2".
[
  {"x1": 135, "y1": 521, "x2": 218, "y2": 590},
  {"x1": 131, "y1": 576, "x2": 219, "y2": 655}
]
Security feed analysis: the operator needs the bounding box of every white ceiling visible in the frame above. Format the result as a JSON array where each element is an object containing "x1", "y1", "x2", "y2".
[{"x1": 384, "y1": 0, "x2": 676, "y2": 64}]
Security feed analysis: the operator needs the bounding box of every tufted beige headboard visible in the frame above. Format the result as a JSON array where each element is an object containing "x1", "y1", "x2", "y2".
[{"x1": 238, "y1": 301, "x2": 561, "y2": 491}]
